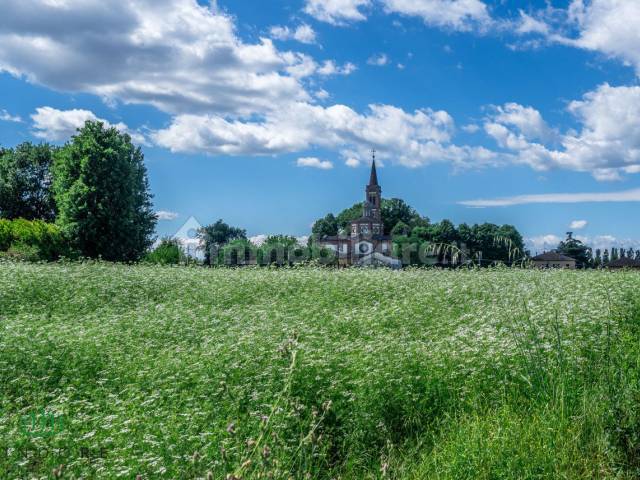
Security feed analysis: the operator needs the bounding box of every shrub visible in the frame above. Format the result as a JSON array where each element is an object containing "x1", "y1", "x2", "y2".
[
  {"x1": 0, "y1": 218, "x2": 70, "y2": 261},
  {"x1": 1, "y1": 241, "x2": 42, "y2": 262},
  {"x1": 144, "y1": 238, "x2": 183, "y2": 265}
]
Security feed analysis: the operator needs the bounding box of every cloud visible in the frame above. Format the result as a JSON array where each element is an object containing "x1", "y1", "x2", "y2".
[
  {"x1": 304, "y1": 0, "x2": 492, "y2": 31},
  {"x1": 380, "y1": 0, "x2": 492, "y2": 31},
  {"x1": 345, "y1": 157, "x2": 360, "y2": 167},
  {"x1": 483, "y1": 84, "x2": 640, "y2": 180},
  {"x1": 569, "y1": 219, "x2": 588, "y2": 230},
  {"x1": 526, "y1": 234, "x2": 562, "y2": 252},
  {"x1": 461, "y1": 123, "x2": 479, "y2": 133},
  {"x1": 459, "y1": 188, "x2": 640, "y2": 208},
  {"x1": 0, "y1": 109, "x2": 22, "y2": 123},
  {"x1": 512, "y1": 1, "x2": 640, "y2": 76},
  {"x1": 30, "y1": 106, "x2": 145, "y2": 143},
  {"x1": 316, "y1": 60, "x2": 357, "y2": 76},
  {"x1": 296, "y1": 157, "x2": 333, "y2": 169},
  {"x1": 0, "y1": 0, "x2": 357, "y2": 117},
  {"x1": 156, "y1": 210, "x2": 179, "y2": 220},
  {"x1": 304, "y1": 0, "x2": 370, "y2": 25},
  {"x1": 270, "y1": 24, "x2": 317, "y2": 44},
  {"x1": 367, "y1": 53, "x2": 389, "y2": 66},
  {"x1": 314, "y1": 89, "x2": 329, "y2": 100},
  {"x1": 152, "y1": 102, "x2": 502, "y2": 169}
]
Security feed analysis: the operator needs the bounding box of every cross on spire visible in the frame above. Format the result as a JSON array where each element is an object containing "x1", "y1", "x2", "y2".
[{"x1": 368, "y1": 150, "x2": 379, "y2": 186}]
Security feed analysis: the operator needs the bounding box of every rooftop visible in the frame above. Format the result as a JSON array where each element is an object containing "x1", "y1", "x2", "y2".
[
  {"x1": 607, "y1": 257, "x2": 640, "y2": 268},
  {"x1": 532, "y1": 251, "x2": 576, "y2": 262}
]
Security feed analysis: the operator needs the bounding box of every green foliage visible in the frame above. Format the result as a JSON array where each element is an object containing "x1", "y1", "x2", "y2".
[
  {"x1": 52, "y1": 121, "x2": 156, "y2": 262},
  {"x1": 391, "y1": 220, "x2": 411, "y2": 236},
  {"x1": 144, "y1": 238, "x2": 183, "y2": 265},
  {"x1": 198, "y1": 219, "x2": 247, "y2": 265},
  {"x1": 557, "y1": 233, "x2": 592, "y2": 268},
  {"x1": 1, "y1": 265, "x2": 640, "y2": 479},
  {"x1": 0, "y1": 142, "x2": 57, "y2": 221},
  {"x1": 381, "y1": 198, "x2": 429, "y2": 234},
  {"x1": 311, "y1": 213, "x2": 338, "y2": 238},
  {"x1": 257, "y1": 235, "x2": 307, "y2": 265},
  {"x1": 218, "y1": 238, "x2": 257, "y2": 265},
  {"x1": 0, "y1": 218, "x2": 68, "y2": 260},
  {"x1": 332, "y1": 198, "x2": 428, "y2": 235}
]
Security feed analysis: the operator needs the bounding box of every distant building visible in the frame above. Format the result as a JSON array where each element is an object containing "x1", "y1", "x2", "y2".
[
  {"x1": 319, "y1": 155, "x2": 401, "y2": 268},
  {"x1": 531, "y1": 252, "x2": 576, "y2": 269},
  {"x1": 607, "y1": 257, "x2": 640, "y2": 270}
]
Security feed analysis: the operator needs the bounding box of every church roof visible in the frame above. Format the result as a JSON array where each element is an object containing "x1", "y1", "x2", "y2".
[{"x1": 369, "y1": 159, "x2": 379, "y2": 186}]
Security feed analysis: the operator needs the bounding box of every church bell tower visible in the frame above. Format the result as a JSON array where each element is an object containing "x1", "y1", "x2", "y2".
[{"x1": 366, "y1": 150, "x2": 382, "y2": 221}]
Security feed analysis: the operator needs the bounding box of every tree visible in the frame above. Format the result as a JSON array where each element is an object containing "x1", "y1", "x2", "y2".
[
  {"x1": 594, "y1": 248, "x2": 602, "y2": 268},
  {"x1": 52, "y1": 121, "x2": 156, "y2": 261},
  {"x1": 628, "y1": 247, "x2": 634, "y2": 259},
  {"x1": 611, "y1": 247, "x2": 619, "y2": 261},
  {"x1": 144, "y1": 238, "x2": 183, "y2": 265},
  {"x1": 311, "y1": 213, "x2": 338, "y2": 238},
  {"x1": 0, "y1": 142, "x2": 56, "y2": 221},
  {"x1": 556, "y1": 233, "x2": 591, "y2": 268},
  {"x1": 603, "y1": 249, "x2": 610, "y2": 264},
  {"x1": 198, "y1": 219, "x2": 247, "y2": 265},
  {"x1": 381, "y1": 198, "x2": 429, "y2": 234},
  {"x1": 636, "y1": 249, "x2": 640, "y2": 261},
  {"x1": 332, "y1": 198, "x2": 428, "y2": 235},
  {"x1": 391, "y1": 220, "x2": 411, "y2": 236}
]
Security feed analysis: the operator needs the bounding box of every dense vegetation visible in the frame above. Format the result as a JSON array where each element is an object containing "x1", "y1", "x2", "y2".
[
  {"x1": 0, "y1": 122, "x2": 156, "y2": 261},
  {"x1": 2, "y1": 263, "x2": 640, "y2": 479},
  {"x1": 312, "y1": 199, "x2": 526, "y2": 265}
]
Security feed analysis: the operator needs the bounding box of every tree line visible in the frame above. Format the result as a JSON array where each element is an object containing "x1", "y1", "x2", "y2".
[
  {"x1": 553, "y1": 233, "x2": 640, "y2": 268},
  {"x1": 312, "y1": 198, "x2": 526, "y2": 265},
  {"x1": 0, "y1": 122, "x2": 156, "y2": 261}
]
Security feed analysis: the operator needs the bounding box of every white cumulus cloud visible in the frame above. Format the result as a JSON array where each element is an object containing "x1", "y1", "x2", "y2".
[
  {"x1": 367, "y1": 53, "x2": 389, "y2": 66},
  {"x1": 380, "y1": 0, "x2": 492, "y2": 31},
  {"x1": 30, "y1": 106, "x2": 145, "y2": 143},
  {"x1": 270, "y1": 24, "x2": 317, "y2": 44},
  {"x1": 0, "y1": 109, "x2": 22, "y2": 123},
  {"x1": 569, "y1": 220, "x2": 588, "y2": 230},
  {"x1": 483, "y1": 84, "x2": 640, "y2": 180},
  {"x1": 304, "y1": 0, "x2": 371, "y2": 25},
  {"x1": 297, "y1": 157, "x2": 334, "y2": 169},
  {"x1": 0, "y1": 0, "x2": 354, "y2": 118},
  {"x1": 156, "y1": 210, "x2": 179, "y2": 221}
]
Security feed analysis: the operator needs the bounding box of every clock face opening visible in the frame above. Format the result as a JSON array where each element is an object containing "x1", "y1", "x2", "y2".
[{"x1": 359, "y1": 243, "x2": 370, "y2": 254}]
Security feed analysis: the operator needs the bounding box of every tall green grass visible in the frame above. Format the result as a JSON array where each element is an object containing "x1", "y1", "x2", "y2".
[{"x1": 0, "y1": 262, "x2": 639, "y2": 478}]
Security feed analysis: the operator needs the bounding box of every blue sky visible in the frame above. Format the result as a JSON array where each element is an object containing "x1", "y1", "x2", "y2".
[{"x1": 1, "y1": 0, "x2": 640, "y2": 252}]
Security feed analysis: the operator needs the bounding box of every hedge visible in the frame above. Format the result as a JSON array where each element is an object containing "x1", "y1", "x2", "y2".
[{"x1": 0, "y1": 218, "x2": 70, "y2": 260}]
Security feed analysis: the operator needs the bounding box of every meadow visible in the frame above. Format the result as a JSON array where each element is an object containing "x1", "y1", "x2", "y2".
[{"x1": 1, "y1": 262, "x2": 640, "y2": 479}]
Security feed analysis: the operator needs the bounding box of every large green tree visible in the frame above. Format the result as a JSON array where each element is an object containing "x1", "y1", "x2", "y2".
[
  {"x1": 311, "y1": 213, "x2": 338, "y2": 238},
  {"x1": 556, "y1": 233, "x2": 592, "y2": 268},
  {"x1": 0, "y1": 142, "x2": 56, "y2": 221},
  {"x1": 52, "y1": 121, "x2": 156, "y2": 261},
  {"x1": 198, "y1": 219, "x2": 247, "y2": 265}
]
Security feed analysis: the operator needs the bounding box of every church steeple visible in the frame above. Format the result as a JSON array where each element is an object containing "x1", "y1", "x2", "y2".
[{"x1": 369, "y1": 150, "x2": 379, "y2": 186}]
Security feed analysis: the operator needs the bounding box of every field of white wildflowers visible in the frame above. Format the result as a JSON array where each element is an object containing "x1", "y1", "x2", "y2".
[{"x1": 1, "y1": 262, "x2": 640, "y2": 479}]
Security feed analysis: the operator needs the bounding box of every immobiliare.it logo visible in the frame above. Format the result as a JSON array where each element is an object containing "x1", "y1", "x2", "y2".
[{"x1": 20, "y1": 408, "x2": 65, "y2": 438}]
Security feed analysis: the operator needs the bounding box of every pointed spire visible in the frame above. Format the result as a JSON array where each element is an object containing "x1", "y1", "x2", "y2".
[{"x1": 369, "y1": 149, "x2": 378, "y2": 186}]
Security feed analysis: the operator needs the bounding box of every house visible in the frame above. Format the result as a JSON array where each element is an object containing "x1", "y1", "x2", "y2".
[
  {"x1": 607, "y1": 257, "x2": 640, "y2": 269},
  {"x1": 531, "y1": 252, "x2": 576, "y2": 269},
  {"x1": 319, "y1": 155, "x2": 401, "y2": 268}
]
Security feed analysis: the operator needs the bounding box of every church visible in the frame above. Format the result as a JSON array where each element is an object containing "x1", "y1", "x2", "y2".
[{"x1": 319, "y1": 156, "x2": 402, "y2": 268}]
